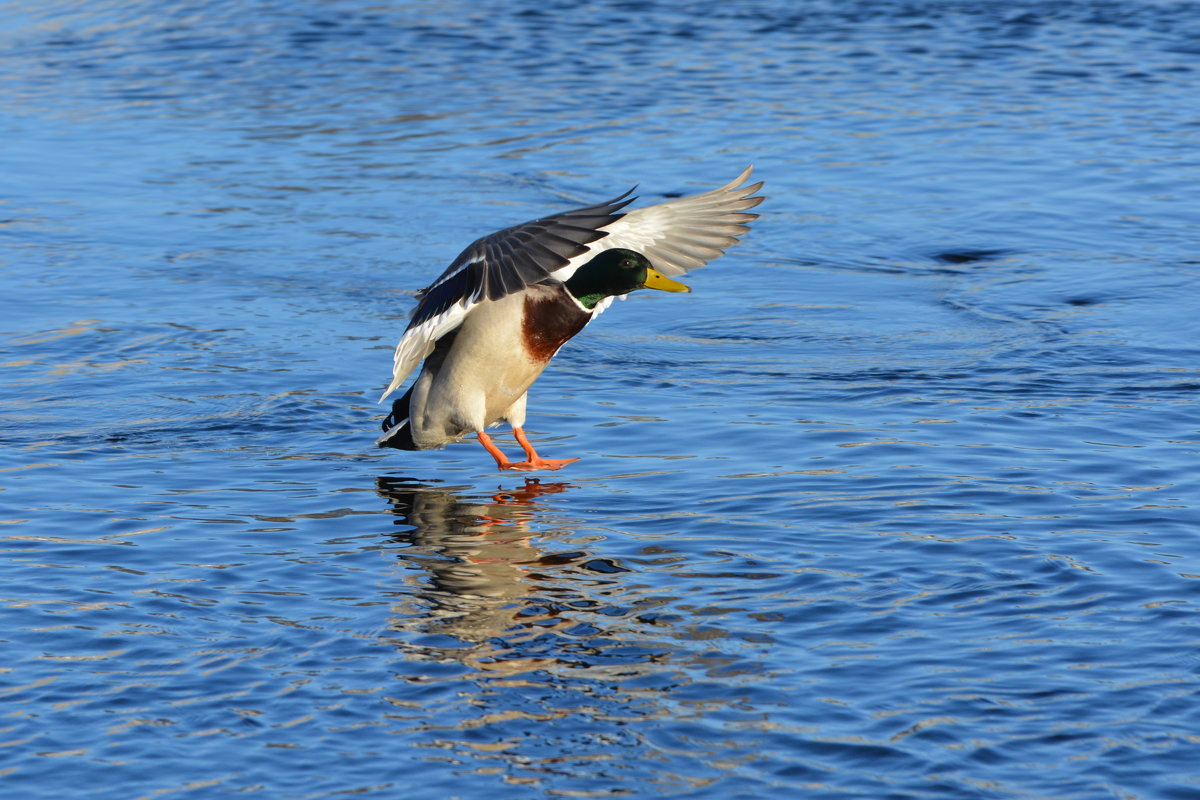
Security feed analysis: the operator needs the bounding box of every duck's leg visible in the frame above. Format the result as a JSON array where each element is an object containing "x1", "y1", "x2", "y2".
[
  {"x1": 476, "y1": 430, "x2": 576, "y2": 471},
  {"x1": 476, "y1": 431, "x2": 518, "y2": 470},
  {"x1": 509, "y1": 427, "x2": 579, "y2": 472}
]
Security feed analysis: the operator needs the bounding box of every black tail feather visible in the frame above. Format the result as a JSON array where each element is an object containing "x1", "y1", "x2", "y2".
[{"x1": 378, "y1": 386, "x2": 417, "y2": 450}]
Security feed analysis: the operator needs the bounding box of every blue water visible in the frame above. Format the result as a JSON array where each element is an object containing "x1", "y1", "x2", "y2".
[{"x1": 3, "y1": 1, "x2": 1200, "y2": 797}]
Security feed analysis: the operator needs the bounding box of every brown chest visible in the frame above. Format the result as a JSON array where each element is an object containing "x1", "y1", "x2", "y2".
[{"x1": 521, "y1": 289, "x2": 592, "y2": 363}]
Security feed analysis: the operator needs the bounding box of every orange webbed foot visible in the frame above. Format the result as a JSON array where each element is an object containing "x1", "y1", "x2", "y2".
[
  {"x1": 500, "y1": 457, "x2": 580, "y2": 472},
  {"x1": 477, "y1": 430, "x2": 579, "y2": 473}
]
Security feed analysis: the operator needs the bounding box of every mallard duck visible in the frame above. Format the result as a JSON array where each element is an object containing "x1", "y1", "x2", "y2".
[{"x1": 377, "y1": 167, "x2": 764, "y2": 471}]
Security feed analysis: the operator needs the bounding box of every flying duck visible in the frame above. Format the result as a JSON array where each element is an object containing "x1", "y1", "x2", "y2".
[{"x1": 377, "y1": 167, "x2": 764, "y2": 471}]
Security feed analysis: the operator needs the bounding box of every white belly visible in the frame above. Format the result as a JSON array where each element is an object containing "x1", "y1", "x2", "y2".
[{"x1": 407, "y1": 293, "x2": 549, "y2": 449}]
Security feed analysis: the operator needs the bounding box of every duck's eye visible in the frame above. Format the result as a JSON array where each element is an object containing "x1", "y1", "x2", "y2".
[{"x1": 621, "y1": 259, "x2": 634, "y2": 268}]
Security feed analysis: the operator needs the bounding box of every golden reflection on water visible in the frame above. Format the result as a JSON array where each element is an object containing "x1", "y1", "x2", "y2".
[{"x1": 377, "y1": 477, "x2": 599, "y2": 676}]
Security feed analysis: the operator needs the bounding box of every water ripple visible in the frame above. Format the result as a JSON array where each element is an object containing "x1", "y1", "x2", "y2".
[{"x1": 5, "y1": 0, "x2": 1200, "y2": 797}]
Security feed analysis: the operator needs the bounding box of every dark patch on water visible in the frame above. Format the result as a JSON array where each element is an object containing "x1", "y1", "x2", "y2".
[{"x1": 930, "y1": 248, "x2": 1012, "y2": 265}]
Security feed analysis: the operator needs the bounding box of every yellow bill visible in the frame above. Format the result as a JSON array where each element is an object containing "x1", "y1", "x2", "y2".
[{"x1": 643, "y1": 268, "x2": 691, "y2": 293}]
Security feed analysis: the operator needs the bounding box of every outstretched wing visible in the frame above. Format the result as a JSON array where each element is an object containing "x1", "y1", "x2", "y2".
[
  {"x1": 595, "y1": 166, "x2": 764, "y2": 277},
  {"x1": 379, "y1": 189, "x2": 636, "y2": 400}
]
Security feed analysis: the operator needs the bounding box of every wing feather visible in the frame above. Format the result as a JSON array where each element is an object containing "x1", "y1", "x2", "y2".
[{"x1": 593, "y1": 166, "x2": 764, "y2": 277}]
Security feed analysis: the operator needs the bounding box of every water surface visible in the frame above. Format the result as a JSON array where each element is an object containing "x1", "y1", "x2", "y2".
[{"x1": 3, "y1": 1, "x2": 1200, "y2": 798}]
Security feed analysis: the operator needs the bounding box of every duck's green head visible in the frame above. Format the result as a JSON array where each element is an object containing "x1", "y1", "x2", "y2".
[{"x1": 565, "y1": 248, "x2": 691, "y2": 310}]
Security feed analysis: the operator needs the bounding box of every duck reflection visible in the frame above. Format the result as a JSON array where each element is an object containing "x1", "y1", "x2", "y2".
[
  {"x1": 373, "y1": 478, "x2": 757, "y2": 790},
  {"x1": 375, "y1": 476, "x2": 629, "y2": 675}
]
